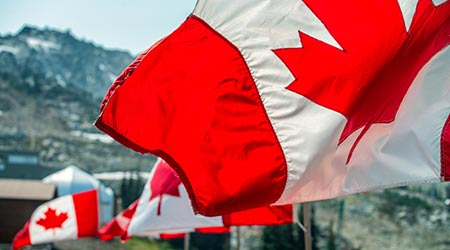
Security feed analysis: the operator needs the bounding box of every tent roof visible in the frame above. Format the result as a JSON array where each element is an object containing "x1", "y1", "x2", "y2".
[
  {"x1": 43, "y1": 165, "x2": 99, "y2": 185},
  {"x1": 42, "y1": 165, "x2": 101, "y2": 195}
]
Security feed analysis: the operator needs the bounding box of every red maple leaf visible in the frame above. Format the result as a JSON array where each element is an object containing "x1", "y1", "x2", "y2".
[
  {"x1": 274, "y1": 0, "x2": 450, "y2": 163},
  {"x1": 35, "y1": 207, "x2": 69, "y2": 233},
  {"x1": 149, "y1": 160, "x2": 182, "y2": 216}
]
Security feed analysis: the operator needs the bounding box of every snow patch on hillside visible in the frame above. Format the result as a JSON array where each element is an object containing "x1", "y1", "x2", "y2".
[
  {"x1": 26, "y1": 37, "x2": 60, "y2": 51},
  {"x1": 71, "y1": 131, "x2": 114, "y2": 144},
  {"x1": 0, "y1": 45, "x2": 19, "y2": 54}
]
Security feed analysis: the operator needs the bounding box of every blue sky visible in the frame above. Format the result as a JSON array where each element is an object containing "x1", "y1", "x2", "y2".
[{"x1": 0, "y1": 0, "x2": 197, "y2": 54}]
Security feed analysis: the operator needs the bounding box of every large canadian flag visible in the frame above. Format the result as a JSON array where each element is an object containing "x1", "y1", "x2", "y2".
[
  {"x1": 95, "y1": 0, "x2": 450, "y2": 216},
  {"x1": 12, "y1": 190, "x2": 98, "y2": 250},
  {"x1": 99, "y1": 159, "x2": 294, "y2": 241}
]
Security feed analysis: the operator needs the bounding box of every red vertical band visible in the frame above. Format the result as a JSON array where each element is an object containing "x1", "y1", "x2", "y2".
[
  {"x1": 222, "y1": 205, "x2": 293, "y2": 226},
  {"x1": 159, "y1": 233, "x2": 186, "y2": 239},
  {"x1": 95, "y1": 15, "x2": 287, "y2": 216},
  {"x1": 73, "y1": 190, "x2": 99, "y2": 237},
  {"x1": 195, "y1": 227, "x2": 230, "y2": 234}
]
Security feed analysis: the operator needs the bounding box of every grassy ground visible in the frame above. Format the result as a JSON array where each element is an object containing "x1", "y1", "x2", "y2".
[{"x1": 54, "y1": 237, "x2": 172, "y2": 250}]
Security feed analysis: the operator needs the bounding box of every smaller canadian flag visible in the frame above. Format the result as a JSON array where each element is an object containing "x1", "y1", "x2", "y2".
[
  {"x1": 12, "y1": 189, "x2": 99, "y2": 250},
  {"x1": 99, "y1": 159, "x2": 294, "y2": 241}
]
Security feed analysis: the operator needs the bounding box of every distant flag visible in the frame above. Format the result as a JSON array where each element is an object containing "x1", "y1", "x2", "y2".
[
  {"x1": 98, "y1": 199, "x2": 138, "y2": 242},
  {"x1": 152, "y1": 232, "x2": 187, "y2": 240},
  {"x1": 12, "y1": 190, "x2": 98, "y2": 250},
  {"x1": 95, "y1": 0, "x2": 450, "y2": 216},
  {"x1": 148, "y1": 227, "x2": 231, "y2": 240},
  {"x1": 99, "y1": 159, "x2": 293, "y2": 241}
]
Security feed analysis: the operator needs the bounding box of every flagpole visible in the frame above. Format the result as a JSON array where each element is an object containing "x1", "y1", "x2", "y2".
[
  {"x1": 236, "y1": 226, "x2": 241, "y2": 250},
  {"x1": 184, "y1": 232, "x2": 190, "y2": 250},
  {"x1": 336, "y1": 199, "x2": 345, "y2": 250},
  {"x1": 303, "y1": 203, "x2": 312, "y2": 250}
]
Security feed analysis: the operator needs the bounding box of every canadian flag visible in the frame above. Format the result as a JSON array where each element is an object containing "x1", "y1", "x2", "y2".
[
  {"x1": 12, "y1": 190, "x2": 98, "y2": 250},
  {"x1": 95, "y1": 0, "x2": 450, "y2": 216},
  {"x1": 99, "y1": 159, "x2": 294, "y2": 241}
]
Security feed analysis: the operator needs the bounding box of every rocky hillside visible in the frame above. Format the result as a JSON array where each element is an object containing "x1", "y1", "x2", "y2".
[
  {"x1": 0, "y1": 26, "x2": 132, "y2": 99},
  {"x1": 0, "y1": 26, "x2": 155, "y2": 172}
]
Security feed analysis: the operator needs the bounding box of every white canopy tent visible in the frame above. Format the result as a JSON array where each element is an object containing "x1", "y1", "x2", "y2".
[{"x1": 43, "y1": 165, "x2": 115, "y2": 224}]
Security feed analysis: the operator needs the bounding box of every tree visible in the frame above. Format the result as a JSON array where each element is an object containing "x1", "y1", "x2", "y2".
[
  {"x1": 190, "y1": 232, "x2": 230, "y2": 250},
  {"x1": 261, "y1": 223, "x2": 302, "y2": 250},
  {"x1": 327, "y1": 221, "x2": 336, "y2": 250},
  {"x1": 260, "y1": 205, "x2": 319, "y2": 250},
  {"x1": 121, "y1": 171, "x2": 145, "y2": 209}
]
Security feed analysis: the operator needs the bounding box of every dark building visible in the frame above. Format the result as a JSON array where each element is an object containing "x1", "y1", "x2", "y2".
[
  {"x1": 0, "y1": 151, "x2": 60, "y2": 244},
  {"x1": 0, "y1": 151, "x2": 58, "y2": 179},
  {"x1": 0, "y1": 179, "x2": 57, "y2": 243}
]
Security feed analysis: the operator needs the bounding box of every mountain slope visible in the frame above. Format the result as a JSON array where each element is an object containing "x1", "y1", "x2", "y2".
[
  {"x1": 0, "y1": 26, "x2": 155, "y2": 172},
  {"x1": 0, "y1": 26, "x2": 133, "y2": 99}
]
